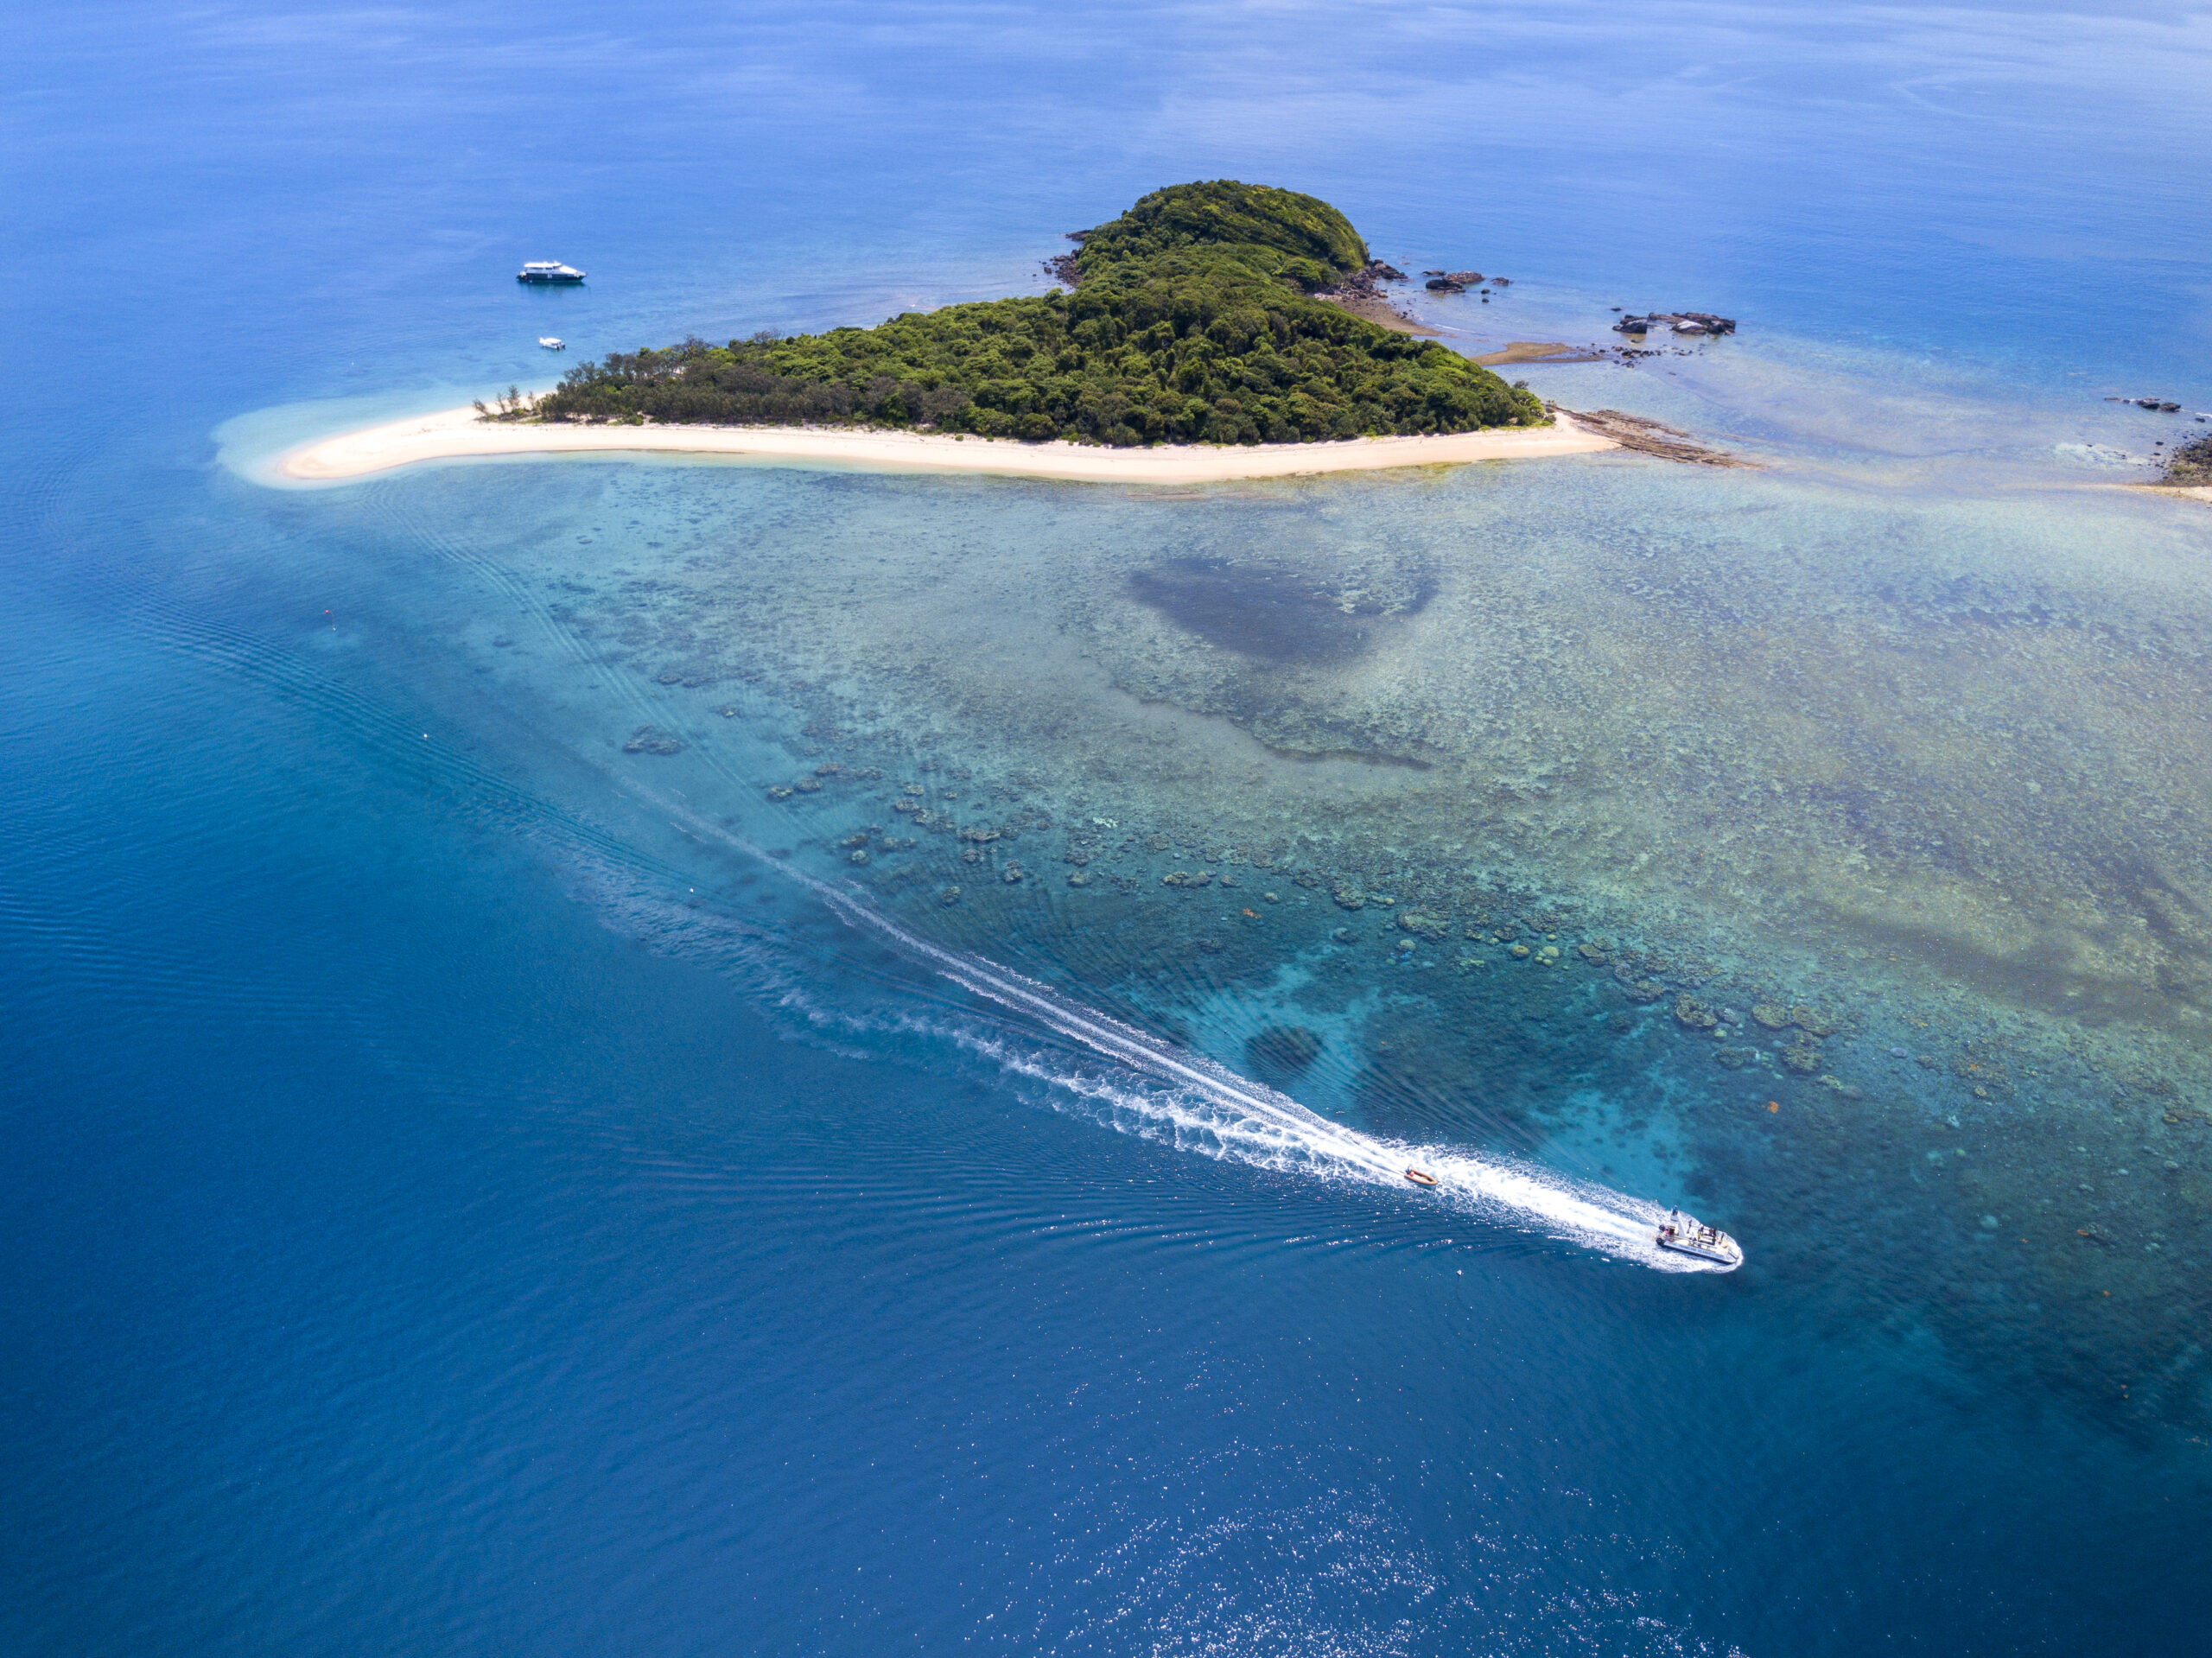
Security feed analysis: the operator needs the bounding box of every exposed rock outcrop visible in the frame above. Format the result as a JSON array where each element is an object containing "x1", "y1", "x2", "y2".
[
  {"x1": 1612, "y1": 311, "x2": 1738, "y2": 337},
  {"x1": 2159, "y1": 435, "x2": 2212, "y2": 486},
  {"x1": 1557, "y1": 406, "x2": 1752, "y2": 467}
]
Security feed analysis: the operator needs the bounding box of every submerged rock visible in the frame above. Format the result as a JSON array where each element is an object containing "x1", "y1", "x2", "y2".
[
  {"x1": 1781, "y1": 1035, "x2": 1824, "y2": 1073},
  {"x1": 623, "y1": 725, "x2": 683, "y2": 755},
  {"x1": 1675, "y1": 994, "x2": 1719, "y2": 1030}
]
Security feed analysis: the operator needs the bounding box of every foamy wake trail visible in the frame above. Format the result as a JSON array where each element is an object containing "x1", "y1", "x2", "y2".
[{"x1": 658, "y1": 803, "x2": 1725, "y2": 1273}]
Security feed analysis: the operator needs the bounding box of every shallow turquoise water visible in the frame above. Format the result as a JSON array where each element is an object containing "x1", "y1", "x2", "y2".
[{"x1": 5, "y1": 2, "x2": 2211, "y2": 1652}]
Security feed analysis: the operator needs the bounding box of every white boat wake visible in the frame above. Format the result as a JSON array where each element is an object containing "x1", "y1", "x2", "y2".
[{"x1": 662, "y1": 801, "x2": 1735, "y2": 1274}]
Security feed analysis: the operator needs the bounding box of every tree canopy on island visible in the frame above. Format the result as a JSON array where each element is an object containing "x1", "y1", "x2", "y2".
[{"x1": 514, "y1": 181, "x2": 1543, "y2": 446}]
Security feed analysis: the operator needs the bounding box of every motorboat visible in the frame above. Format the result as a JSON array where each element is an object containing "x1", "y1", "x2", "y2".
[
  {"x1": 1404, "y1": 1167, "x2": 1440, "y2": 1188},
  {"x1": 518, "y1": 261, "x2": 586, "y2": 285},
  {"x1": 538, "y1": 336, "x2": 565, "y2": 351},
  {"x1": 1656, "y1": 1208, "x2": 1742, "y2": 1269}
]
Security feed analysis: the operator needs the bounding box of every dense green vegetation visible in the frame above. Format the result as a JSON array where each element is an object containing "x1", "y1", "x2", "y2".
[{"x1": 516, "y1": 181, "x2": 1544, "y2": 446}]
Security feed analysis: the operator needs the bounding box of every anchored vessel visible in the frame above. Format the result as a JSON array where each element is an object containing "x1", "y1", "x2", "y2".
[
  {"x1": 538, "y1": 336, "x2": 565, "y2": 351},
  {"x1": 518, "y1": 261, "x2": 586, "y2": 285},
  {"x1": 1656, "y1": 1208, "x2": 1742, "y2": 1270}
]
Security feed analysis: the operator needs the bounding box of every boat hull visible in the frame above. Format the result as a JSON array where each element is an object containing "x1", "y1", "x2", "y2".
[{"x1": 1657, "y1": 1234, "x2": 1743, "y2": 1271}]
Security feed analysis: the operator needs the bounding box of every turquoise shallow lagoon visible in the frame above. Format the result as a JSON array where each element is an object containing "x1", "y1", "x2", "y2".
[{"x1": 7, "y1": 2, "x2": 2212, "y2": 1652}]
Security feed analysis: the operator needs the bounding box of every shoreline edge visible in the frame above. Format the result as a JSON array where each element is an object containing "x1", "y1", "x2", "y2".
[{"x1": 270, "y1": 403, "x2": 1618, "y2": 487}]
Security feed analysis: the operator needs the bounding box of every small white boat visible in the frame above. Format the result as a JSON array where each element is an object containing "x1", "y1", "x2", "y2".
[
  {"x1": 1656, "y1": 1208, "x2": 1742, "y2": 1269},
  {"x1": 538, "y1": 336, "x2": 565, "y2": 351},
  {"x1": 518, "y1": 261, "x2": 586, "y2": 285}
]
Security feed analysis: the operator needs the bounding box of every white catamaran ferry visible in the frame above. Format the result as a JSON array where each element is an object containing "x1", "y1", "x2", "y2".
[
  {"x1": 1656, "y1": 1208, "x2": 1743, "y2": 1269},
  {"x1": 517, "y1": 261, "x2": 586, "y2": 285}
]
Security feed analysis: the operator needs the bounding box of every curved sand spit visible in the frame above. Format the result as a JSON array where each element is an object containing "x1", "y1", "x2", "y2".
[{"x1": 275, "y1": 403, "x2": 1616, "y2": 486}]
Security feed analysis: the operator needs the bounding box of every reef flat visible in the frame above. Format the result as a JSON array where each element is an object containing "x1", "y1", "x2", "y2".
[{"x1": 411, "y1": 449, "x2": 2212, "y2": 1430}]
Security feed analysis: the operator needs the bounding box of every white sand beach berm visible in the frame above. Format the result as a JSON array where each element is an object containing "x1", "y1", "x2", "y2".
[{"x1": 277, "y1": 403, "x2": 1616, "y2": 485}]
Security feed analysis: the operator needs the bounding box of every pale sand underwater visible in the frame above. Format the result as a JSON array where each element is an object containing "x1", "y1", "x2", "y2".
[{"x1": 273, "y1": 403, "x2": 1616, "y2": 486}]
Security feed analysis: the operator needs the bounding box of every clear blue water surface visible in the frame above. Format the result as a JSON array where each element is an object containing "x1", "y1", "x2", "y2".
[{"x1": 5, "y1": 3, "x2": 2210, "y2": 1653}]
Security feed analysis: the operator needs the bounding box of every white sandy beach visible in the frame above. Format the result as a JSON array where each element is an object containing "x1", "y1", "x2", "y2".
[{"x1": 274, "y1": 403, "x2": 1616, "y2": 486}]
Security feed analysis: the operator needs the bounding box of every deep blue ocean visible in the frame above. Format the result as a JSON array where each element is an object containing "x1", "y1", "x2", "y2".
[{"x1": 7, "y1": 3, "x2": 2212, "y2": 1653}]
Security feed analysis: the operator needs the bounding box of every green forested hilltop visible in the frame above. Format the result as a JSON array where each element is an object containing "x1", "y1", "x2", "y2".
[
  {"x1": 1064, "y1": 179, "x2": 1370, "y2": 289},
  {"x1": 518, "y1": 181, "x2": 1544, "y2": 445}
]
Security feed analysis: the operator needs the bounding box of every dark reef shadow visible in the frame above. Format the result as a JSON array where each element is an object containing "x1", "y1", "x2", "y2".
[{"x1": 1126, "y1": 556, "x2": 1434, "y2": 665}]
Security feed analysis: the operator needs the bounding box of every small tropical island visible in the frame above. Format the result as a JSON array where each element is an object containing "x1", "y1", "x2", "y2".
[
  {"x1": 279, "y1": 182, "x2": 1618, "y2": 485},
  {"x1": 508, "y1": 181, "x2": 1543, "y2": 444}
]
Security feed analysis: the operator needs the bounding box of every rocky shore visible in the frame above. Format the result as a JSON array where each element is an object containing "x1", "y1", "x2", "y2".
[
  {"x1": 1552, "y1": 405, "x2": 1751, "y2": 466},
  {"x1": 1313, "y1": 261, "x2": 1439, "y2": 335},
  {"x1": 2160, "y1": 434, "x2": 2212, "y2": 486}
]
